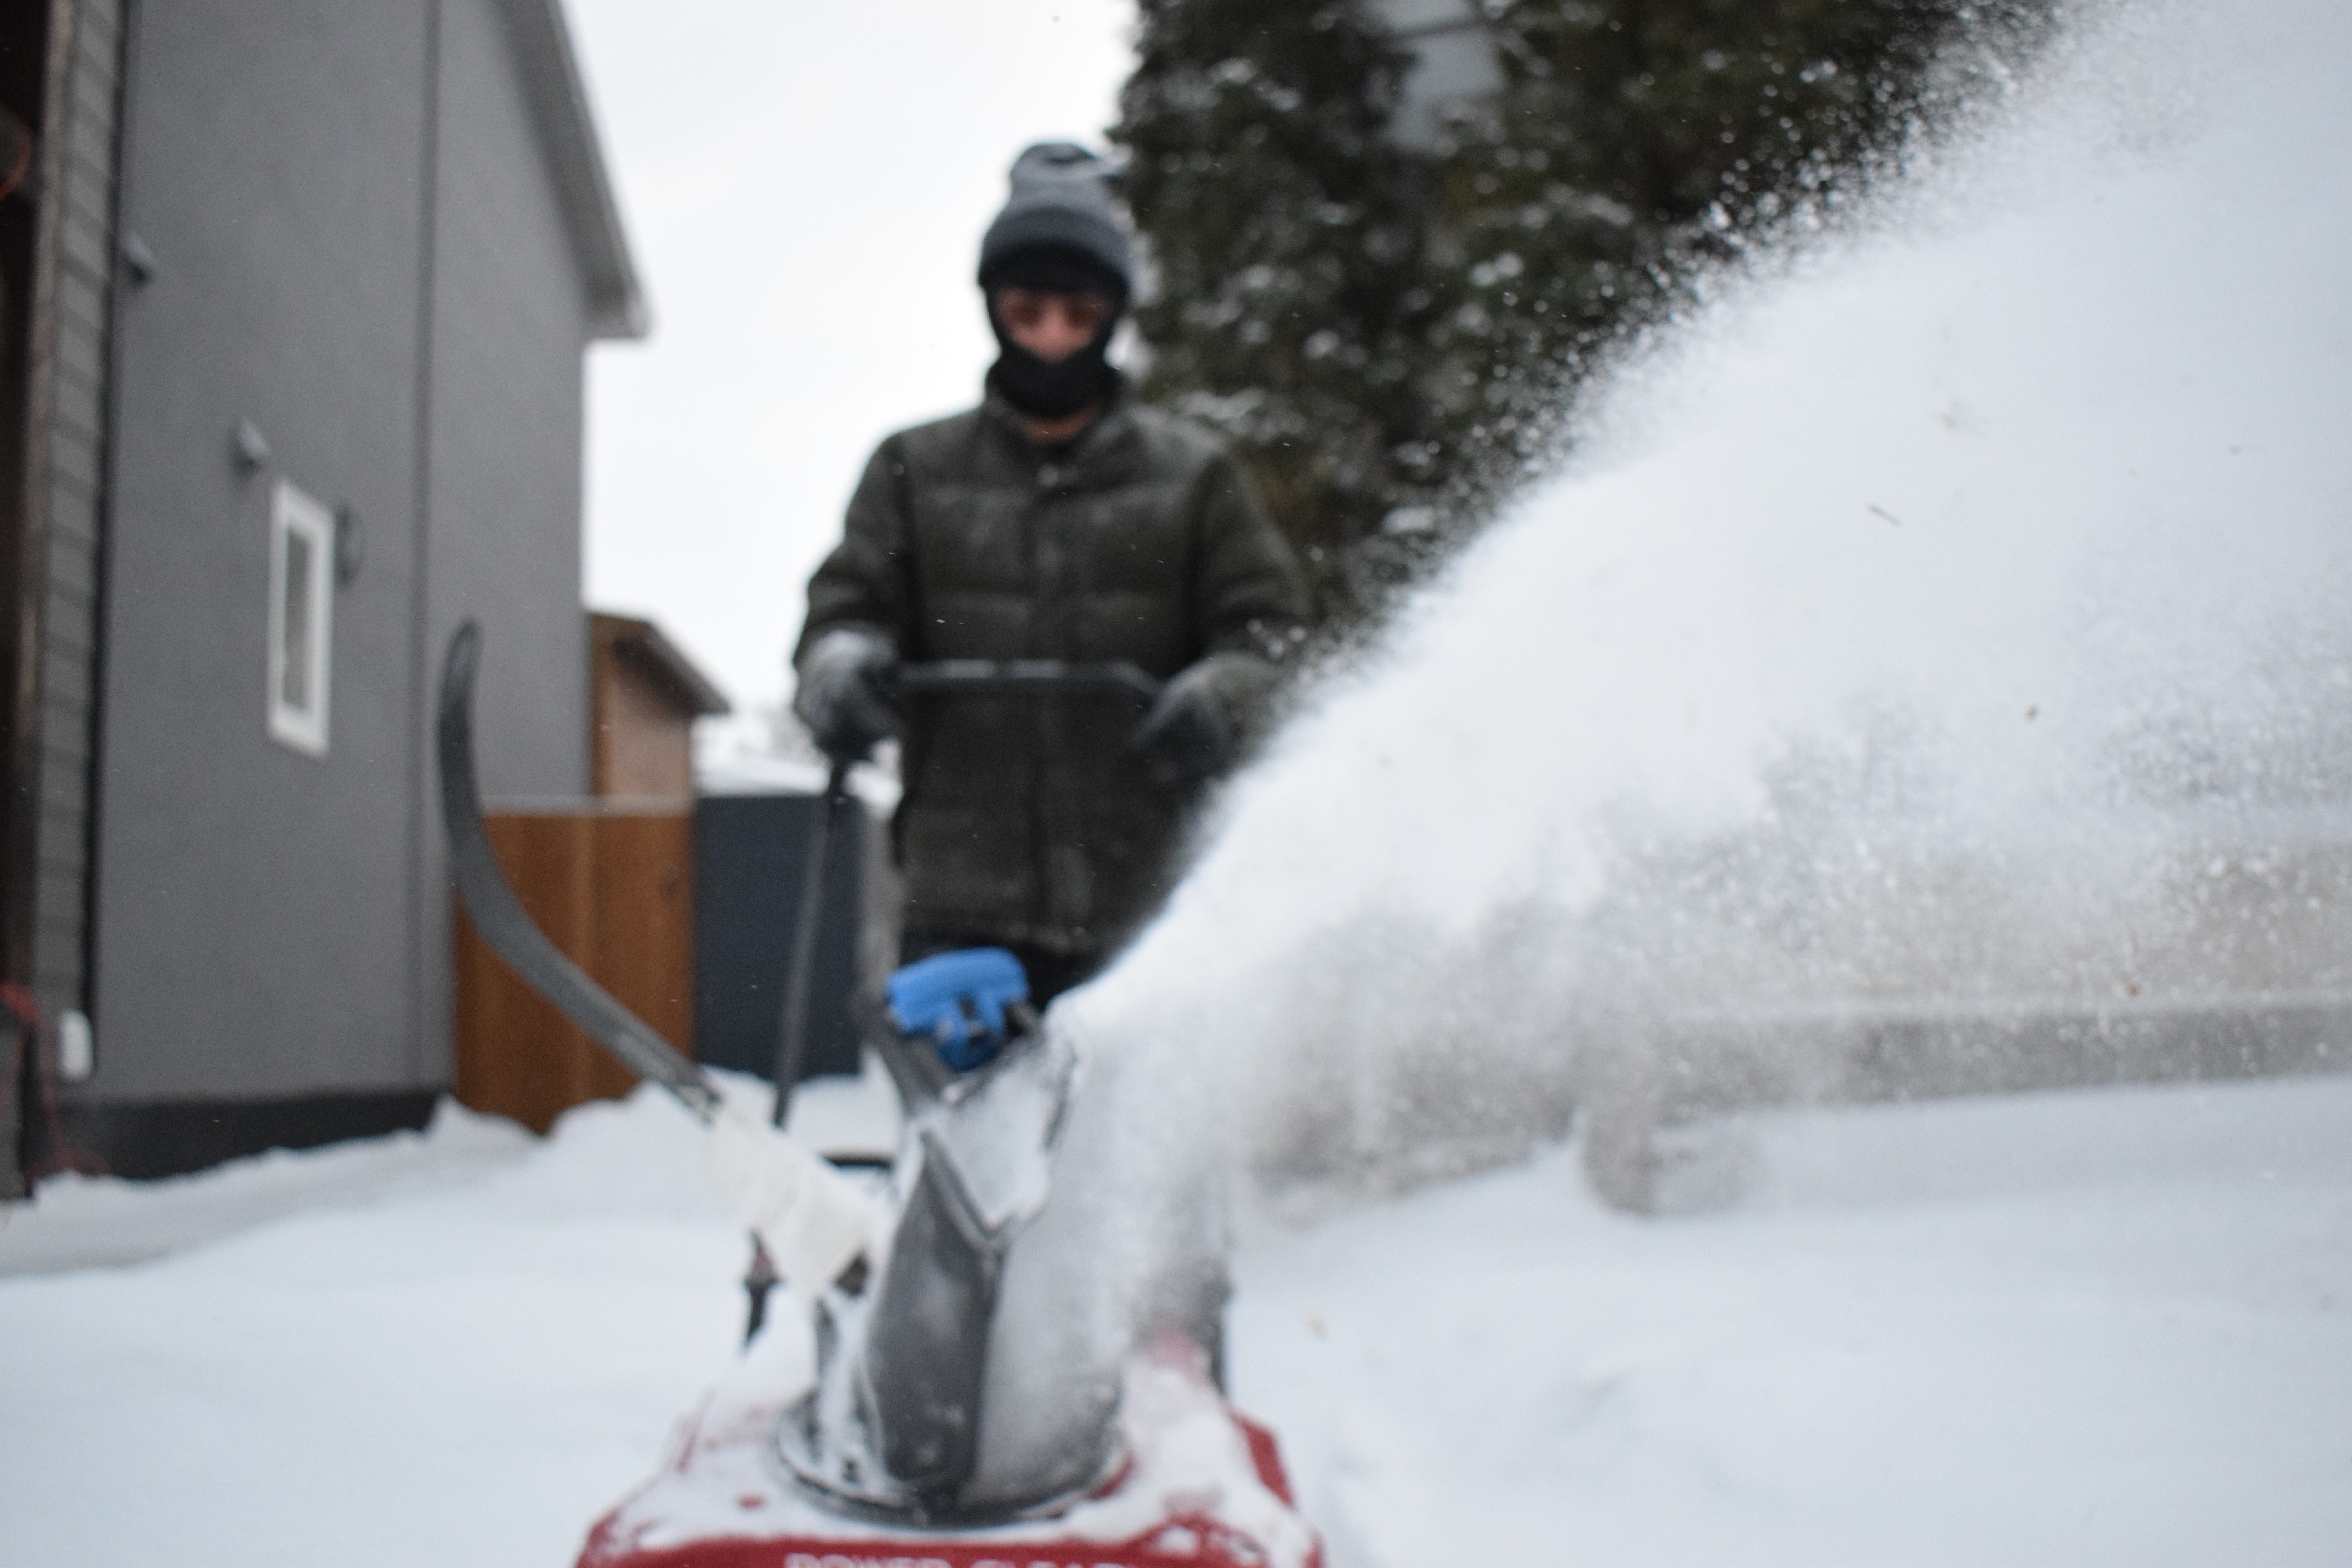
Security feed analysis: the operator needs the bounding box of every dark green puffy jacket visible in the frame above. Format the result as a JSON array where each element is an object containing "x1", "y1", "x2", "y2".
[{"x1": 797, "y1": 383, "x2": 1309, "y2": 956}]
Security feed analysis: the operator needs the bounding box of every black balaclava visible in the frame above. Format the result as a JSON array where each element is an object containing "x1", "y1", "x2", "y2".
[
  {"x1": 977, "y1": 144, "x2": 1133, "y2": 420},
  {"x1": 984, "y1": 245, "x2": 1128, "y2": 419}
]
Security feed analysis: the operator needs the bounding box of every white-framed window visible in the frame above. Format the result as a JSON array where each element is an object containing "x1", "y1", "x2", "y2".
[{"x1": 267, "y1": 478, "x2": 334, "y2": 757}]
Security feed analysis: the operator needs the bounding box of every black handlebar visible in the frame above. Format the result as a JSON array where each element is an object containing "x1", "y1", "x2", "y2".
[{"x1": 892, "y1": 659, "x2": 1161, "y2": 704}]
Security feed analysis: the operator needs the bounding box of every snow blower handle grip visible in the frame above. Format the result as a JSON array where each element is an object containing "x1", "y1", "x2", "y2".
[{"x1": 894, "y1": 659, "x2": 1162, "y2": 704}]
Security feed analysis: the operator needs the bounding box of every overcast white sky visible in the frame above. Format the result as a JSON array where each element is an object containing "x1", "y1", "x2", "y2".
[{"x1": 564, "y1": 0, "x2": 1135, "y2": 731}]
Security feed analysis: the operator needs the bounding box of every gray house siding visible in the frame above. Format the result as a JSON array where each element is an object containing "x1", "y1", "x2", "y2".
[
  {"x1": 427, "y1": 0, "x2": 593, "y2": 806},
  {"x1": 88, "y1": 2, "x2": 437, "y2": 1105},
  {"x1": 68, "y1": 0, "x2": 622, "y2": 1140},
  {"x1": 10, "y1": 0, "x2": 123, "y2": 1047}
]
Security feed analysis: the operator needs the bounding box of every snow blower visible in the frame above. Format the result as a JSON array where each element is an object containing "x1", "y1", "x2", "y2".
[{"x1": 439, "y1": 624, "x2": 1320, "y2": 1568}]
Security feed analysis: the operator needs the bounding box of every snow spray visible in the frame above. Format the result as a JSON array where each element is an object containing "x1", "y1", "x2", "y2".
[{"x1": 1042, "y1": 0, "x2": 2352, "y2": 1267}]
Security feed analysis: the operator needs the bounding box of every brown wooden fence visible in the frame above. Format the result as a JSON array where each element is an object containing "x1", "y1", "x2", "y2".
[{"x1": 454, "y1": 806, "x2": 694, "y2": 1133}]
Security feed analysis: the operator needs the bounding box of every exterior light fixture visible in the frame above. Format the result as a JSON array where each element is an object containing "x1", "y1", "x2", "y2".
[
  {"x1": 231, "y1": 418, "x2": 270, "y2": 474},
  {"x1": 334, "y1": 503, "x2": 363, "y2": 585},
  {"x1": 120, "y1": 232, "x2": 157, "y2": 285}
]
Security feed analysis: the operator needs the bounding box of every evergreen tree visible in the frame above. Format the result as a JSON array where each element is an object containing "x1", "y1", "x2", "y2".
[
  {"x1": 1117, "y1": 2, "x2": 1434, "y2": 621},
  {"x1": 1113, "y1": 0, "x2": 2056, "y2": 626}
]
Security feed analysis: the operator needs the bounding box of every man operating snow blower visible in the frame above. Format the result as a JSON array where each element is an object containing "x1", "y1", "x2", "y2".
[
  {"x1": 698, "y1": 142, "x2": 1313, "y2": 1534},
  {"x1": 793, "y1": 140, "x2": 1308, "y2": 1000}
]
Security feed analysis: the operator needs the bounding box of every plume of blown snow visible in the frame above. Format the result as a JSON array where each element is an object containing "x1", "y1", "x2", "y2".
[{"x1": 1056, "y1": 0, "x2": 2352, "y2": 1212}]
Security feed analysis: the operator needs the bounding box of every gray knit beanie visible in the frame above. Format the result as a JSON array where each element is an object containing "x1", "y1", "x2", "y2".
[{"x1": 977, "y1": 142, "x2": 1131, "y2": 298}]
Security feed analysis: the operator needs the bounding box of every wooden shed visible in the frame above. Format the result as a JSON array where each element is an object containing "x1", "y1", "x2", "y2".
[{"x1": 590, "y1": 611, "x2": 731, "y2": 799}]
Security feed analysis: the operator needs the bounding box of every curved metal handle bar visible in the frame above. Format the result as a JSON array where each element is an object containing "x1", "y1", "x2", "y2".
[
  {"x1": 893, "y1": 659, "x2": 1162, "y2": 704},
  {"x1": 437, "y1": 622, "x2": 722, "y2": 1123}
]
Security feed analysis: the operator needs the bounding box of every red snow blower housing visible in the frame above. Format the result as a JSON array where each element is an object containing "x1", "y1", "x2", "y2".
[{"x1": 437, "y1": 626, "x2": 1320, "y2": 1568}]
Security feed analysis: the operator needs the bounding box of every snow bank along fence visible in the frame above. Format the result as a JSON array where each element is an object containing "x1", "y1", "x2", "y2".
[
  {"x1": 1579, "y1": 985, "x2": 2352, "y2": 1212},
  {"x1": 454, "y1": 794, "x2": 869, "y2": 1133},
  {"x1": 1573, "y1": 836, "x2": 2352, "y2": 1209},
  {"x1": 1235, "y1": 834, "x2": 2352, "y2": 1212}
]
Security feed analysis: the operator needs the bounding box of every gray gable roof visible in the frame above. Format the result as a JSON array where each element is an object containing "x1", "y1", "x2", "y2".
[{"x1": 500, "y1": 0, "x2": 648, "y2": 340}]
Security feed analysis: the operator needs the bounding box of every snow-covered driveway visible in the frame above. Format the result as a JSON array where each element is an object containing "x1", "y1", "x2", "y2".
[{"x1": 5, "y1": 1071, "x2": 2348, "y2": 1567}]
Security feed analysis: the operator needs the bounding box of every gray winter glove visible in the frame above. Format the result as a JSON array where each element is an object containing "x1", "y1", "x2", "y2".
[
  {"x1": 1130, "y1": 662, "x2": 1235, "y2": 786},
  {"x1": 795, "y1": 628, "x2": 900, "y2": 764}
]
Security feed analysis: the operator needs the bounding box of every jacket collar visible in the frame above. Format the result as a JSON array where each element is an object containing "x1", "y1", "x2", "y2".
[{"x1": 979, "y1": 370, "x2": 1142, "y2": 483}]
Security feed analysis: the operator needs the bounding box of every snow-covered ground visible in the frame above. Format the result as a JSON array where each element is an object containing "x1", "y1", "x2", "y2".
[
  {"x1": 4, "y1": 1070, "x2": 2347, "y2": 1567},
  {"x1": 1238, "y1": 1074, "x2": 2352, "y2": 1568}
]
